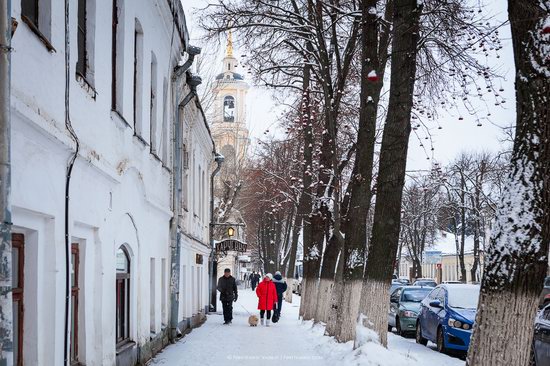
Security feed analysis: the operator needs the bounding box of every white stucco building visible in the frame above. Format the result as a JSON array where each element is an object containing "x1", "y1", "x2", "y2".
[{"x1": 10, "y1": 0, "x2": 213, "y2": 365}]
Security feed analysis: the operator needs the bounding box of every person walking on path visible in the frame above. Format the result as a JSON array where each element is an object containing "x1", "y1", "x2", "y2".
[
  {"x1": 250, "y1": 271, "x2": 259, "y2": 291},
  {"x1": 256, "y1": 273, "x2": 278, "y2": 326},
  {"x1": 217, "y1": 268, "x2": 238, "y2": 325},
  {"x1": 272, "y1": 271, "x2": 287, "y2": 317},
  {"x1": 243, "y1": 273, "x2": 248, "y2": 289}
]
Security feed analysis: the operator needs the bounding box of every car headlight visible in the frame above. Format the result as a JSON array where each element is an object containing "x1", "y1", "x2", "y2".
[
  {"x1": 402, "y1": 310, "x2": 418, "y2": 318},
  {"x1": 448, "y1": 318, "x2": 471, "y2": 329}
]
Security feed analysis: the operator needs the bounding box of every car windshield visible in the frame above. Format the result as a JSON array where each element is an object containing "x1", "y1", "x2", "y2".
[
  {"x1": 401, "y1": 288, "x2": 431, "y2": 302},
  {"x1": 416, "y1": 281, "x2": 436, "y2": 286},
  {"x1": 447, "y1": 286, "x2": 480, "y2": 309}
]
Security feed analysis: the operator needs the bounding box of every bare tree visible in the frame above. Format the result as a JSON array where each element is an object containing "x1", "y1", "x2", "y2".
[
  {"x1": 400, "y1": 174, "x2": 442, "y2": 279},
  {"x1": 438, "y1": 152, "x2": 507, "y2": 283}
]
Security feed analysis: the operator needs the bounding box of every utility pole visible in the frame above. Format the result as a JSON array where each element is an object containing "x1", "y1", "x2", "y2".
[{"x1": 0, "y1": 0, "x2": 12, "y2": 364}]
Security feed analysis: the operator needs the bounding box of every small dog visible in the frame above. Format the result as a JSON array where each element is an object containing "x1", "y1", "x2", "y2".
[{"x1": 248, "y1": 315, "x2": 259, "y2": 327}]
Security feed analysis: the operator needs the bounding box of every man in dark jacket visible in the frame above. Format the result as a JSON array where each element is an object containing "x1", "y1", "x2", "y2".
[
  {"x1": 217, "y1": 268, "x2": 238, "y2": 324},
  {"x1": 272, "y1": 271, "x2": 287, "y2": 317},
  {"x1": 250, "y1": 271, "x2": 259, "y2": 291}
]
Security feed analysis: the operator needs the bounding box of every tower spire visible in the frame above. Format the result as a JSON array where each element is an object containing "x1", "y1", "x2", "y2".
[{"x1": 226, "y1": 30, "x2": 234, "y2": 57}]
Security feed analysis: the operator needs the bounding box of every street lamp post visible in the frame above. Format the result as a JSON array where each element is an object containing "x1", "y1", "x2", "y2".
[{"x1": 209, "y1": 222, "x2": 246, "y2": 312}]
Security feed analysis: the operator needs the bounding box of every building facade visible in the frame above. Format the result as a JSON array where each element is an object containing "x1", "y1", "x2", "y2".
[
  {"x1": 397, "y1": 232, "x2": 484, "y2": 284},
  {"x1": 10, "y1": 0, "x2": 213, "y2": 365}
]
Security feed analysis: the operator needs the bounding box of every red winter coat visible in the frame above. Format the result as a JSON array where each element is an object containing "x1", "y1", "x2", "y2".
[{"x1": 256, "y1": 278, "x2": 278, "y2": 310}]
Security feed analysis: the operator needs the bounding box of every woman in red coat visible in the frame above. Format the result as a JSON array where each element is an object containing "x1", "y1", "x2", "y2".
[{"x1": 256, "y1": 273, "x2": 278, "y2": 326}]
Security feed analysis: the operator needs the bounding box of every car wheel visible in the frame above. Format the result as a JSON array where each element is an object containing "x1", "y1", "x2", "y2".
[
  {"x1": 437, "y1": 326, "x2": 447, "y2": 354},
  {"x1": 416, "y1": 321, "x2": 427, "y2": 346},
  {"x1": 396, "y1": 317, "x2": 403, "y2": 336},
  {"x1": 388, "y1": 324, "x2": 393, "y2": 332}
]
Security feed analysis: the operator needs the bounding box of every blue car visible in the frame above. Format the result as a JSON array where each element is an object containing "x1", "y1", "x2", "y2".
[{"x1": 416, "y1": 284, "x2": 480, "y2": 353}]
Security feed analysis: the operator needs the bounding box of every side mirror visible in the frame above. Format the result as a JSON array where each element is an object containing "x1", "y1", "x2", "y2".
[{"x1": 429, "y1": 300, "x2": 442, "y2": 308}]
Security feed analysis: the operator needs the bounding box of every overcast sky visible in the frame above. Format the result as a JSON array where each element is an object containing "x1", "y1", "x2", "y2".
[{"x1": 181, "y1": 0, "x2": 515, "y2": 172}]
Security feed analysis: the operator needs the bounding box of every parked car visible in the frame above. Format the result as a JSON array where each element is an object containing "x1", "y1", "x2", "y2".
[
  {"x1": 413, "y1": 278, "x2": 438, "y2": 288},
  {"x1": 388, "y1": 286, "x2": 433, "y2": 336},
  {"x1": 390, "y1": 280, "x2": 403, "y2": 294},
  {"x1": 397, "y1": 277, "x2": 411, "y2": 285},
  {"x1": 416, "y1": 284, "x2": 480, "y2": 354},
  {"x1": 538, "y1": 276, "x2": 550, "y2": 308},
  {"x1": 533, "y1": 304, "x2": 550, "y2": 365}
]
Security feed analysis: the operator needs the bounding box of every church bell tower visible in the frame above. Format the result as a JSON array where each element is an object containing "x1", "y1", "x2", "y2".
[{"x1": 211, "y1": 31, "x2": 250, "y2": 180}]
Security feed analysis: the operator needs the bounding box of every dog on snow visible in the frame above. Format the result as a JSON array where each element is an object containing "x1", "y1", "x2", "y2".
[{"x1": 248, "y1": 315, "x2": 259, "y2": 326}]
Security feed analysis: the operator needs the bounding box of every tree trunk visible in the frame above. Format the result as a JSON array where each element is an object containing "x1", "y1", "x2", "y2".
[
  {"x1": 470, "y1": 166, "x2": 484, "y2": 283},
  {"x1": 459, "y1": 182, "x2": 467, "y2": 282},
  {"x1": 287, "y1": 212, "x2": 301, "y2": 280},
  {"x1": 315, "y1": 234, "x2": 341, "y2": 323},
  {"x1": 298, "y1": 63, "x2": 315, "y2": 319},
  {"x1": 281, "y1": 209, "x2": 295, "y2": 273},
  {"x1": 302, "y1": 211, "x2": 324, "y2": 320},
  {"x1": 285, "y1": 209, "x2": 302, "y2": 304},
  {"x1": 333, "y1": 0, "x2": 391, "y2": 342},
  {"x1": 356, "y1": 0, "x2": 421, "y2": 348},
  {"x1": 467, "y1": 2, "x2": 550, "y2": 365},
  {"x1": 471, "y1": 204, "x2": 480, "y2": 283},
  {"x1": 412, "y1": 257, "x2": 422, "y2": 279}
]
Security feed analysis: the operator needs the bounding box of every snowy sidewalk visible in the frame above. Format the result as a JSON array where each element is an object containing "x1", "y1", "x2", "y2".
[{"x1": 150, "y1": 288, "x2": 465, "y2": 366}]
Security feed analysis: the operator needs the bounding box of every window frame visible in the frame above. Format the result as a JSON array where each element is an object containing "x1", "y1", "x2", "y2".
[
  {"x1": 12, "y1": 233, "x2": 25, "y2": 366},
  {"x1": 116, "y1": 247, "x2": 131, "y2": 346},
  {"x1": 223, "y1": 95, "x2": 236, "y2": 123},
  {"x1": 21, "y1": 0, "x2": 39, "y2": 28},
  {"x1": 70, "y1": 243, "x2": 80, "y2": 364},
  {"x1": 20, "y1": 0, "x2": 55, "y2": 52},
  {"x1": 149, "y1": 52, "x2": 158, "y2": 154},
  {"x1": 111, "y1": 0, "x2": 118, "y2": 110},
  {"x1": 76, "y1": 0, "x2": 88, "y2": 79},
  {"x1": 133, "y1": 19, "x2": 144, "y2": 137}
]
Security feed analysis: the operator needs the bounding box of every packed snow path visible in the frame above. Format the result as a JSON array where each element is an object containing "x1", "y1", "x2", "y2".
[{"x1": 150, "y1": 287, "x2": 464, "y2": 366}]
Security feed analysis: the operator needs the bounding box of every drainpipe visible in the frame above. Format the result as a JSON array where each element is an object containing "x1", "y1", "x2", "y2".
[
  {"x1": 62, "y1": 0, "x2": 80, "y2": 364},
  {"x1": 208, "y1": 154, "x2": 224, "y2": 313},
  {"x1": 0, "y1": 0, "x2": 12, "y2": 364},
  {"x1": 169, "y1": 46, "x2": 201, "y2": 342}
]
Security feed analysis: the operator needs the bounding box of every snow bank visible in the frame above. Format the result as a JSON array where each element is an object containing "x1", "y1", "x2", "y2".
[{"x1": 299, "y1": 320, "x2": 464, "y2": 366}]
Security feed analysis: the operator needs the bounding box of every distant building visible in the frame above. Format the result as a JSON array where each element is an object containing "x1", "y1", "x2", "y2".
[
  {"x1": 211, "y1": 31, "x2": 250, "y2": 181},
  {"x1": 10, "y1": 0, "x2": 213, "y2": 365},
  {"x1": 398, "y1": 231, "x2": 484, "y2": 284}
]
